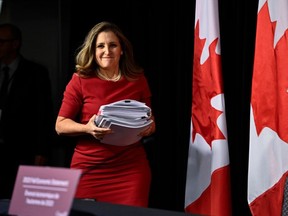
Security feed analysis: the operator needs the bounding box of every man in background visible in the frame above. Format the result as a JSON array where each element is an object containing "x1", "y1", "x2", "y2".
[{"x1": 0, "y1": 23, "x2": 54, "y2": 199}]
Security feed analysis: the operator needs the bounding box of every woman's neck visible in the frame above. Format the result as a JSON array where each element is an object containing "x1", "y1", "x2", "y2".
[{"x1": 97, "y1": 69, "x2": 122, "y2": 82}]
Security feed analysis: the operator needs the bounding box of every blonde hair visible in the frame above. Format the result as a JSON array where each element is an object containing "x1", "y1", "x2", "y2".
[{"x1": 75, "y1": 21, "x2": 143, "y2": 79}]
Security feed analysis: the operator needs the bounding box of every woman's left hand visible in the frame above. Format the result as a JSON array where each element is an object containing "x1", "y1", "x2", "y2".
[{"x1": 139, "y1": 118, "x2": 156, "y2": 137}]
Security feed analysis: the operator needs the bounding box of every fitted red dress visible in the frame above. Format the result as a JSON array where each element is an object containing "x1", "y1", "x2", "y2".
[{"x1": 58, "y1": 73, "x2": 152, "y2": 207}]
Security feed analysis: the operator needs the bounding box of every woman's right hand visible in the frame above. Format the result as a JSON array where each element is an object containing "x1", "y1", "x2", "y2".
[
  {"x1": 55, "y1": 115, "x2": 111, "y2": 139},
  {"x1": 88, "y1": 114, "x2": 112, "y2": 140}
]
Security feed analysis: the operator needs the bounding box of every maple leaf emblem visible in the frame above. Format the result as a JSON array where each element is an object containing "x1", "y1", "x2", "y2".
[
  {"x1": 251, "y1": 3, "x2": 288, "y2": 143},
  {"x1": 191, "y1": 21, "x2": 226, "y2": 146}
]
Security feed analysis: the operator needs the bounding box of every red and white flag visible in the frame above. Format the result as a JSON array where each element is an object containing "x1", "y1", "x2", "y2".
[
  {"x1": 184, "y1": 0, "x2": 231, "y2": 215},
  {"x1": 248, "y1": 0, "x2": 288, "y2": 215}
]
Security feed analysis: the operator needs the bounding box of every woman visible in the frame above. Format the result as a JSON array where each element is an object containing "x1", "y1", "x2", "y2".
[{"x1": 55, "y1": 21, "x2": 156, "y2": 207}]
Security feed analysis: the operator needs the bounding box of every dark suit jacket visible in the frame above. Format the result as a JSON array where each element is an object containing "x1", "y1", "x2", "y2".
[{"x1": 0, "y1": 55, "x2": 55, "y2": 199}]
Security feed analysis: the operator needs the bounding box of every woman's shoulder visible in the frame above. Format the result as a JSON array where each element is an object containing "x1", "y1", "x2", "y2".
[
  {"x1": 69, "y1": 72, "x2": 104, "y2": 87},
  {"x1": 70, "y1": 72, "x2": 91, "y2": 81}
]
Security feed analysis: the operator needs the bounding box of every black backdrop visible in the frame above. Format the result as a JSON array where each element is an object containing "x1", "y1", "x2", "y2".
[{"x1": 58, "y1": 0, "x2": 260, "y2": 215}]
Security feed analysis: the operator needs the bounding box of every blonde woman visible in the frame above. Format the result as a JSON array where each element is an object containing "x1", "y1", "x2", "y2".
[{"x1": 56, "y1": 21, "x2": 155, "y2": 207}]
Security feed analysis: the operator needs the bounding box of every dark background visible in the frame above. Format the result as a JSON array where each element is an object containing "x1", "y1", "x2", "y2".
[{"x1": 1, "y1": 0, "x2": 260, "y2": 215}]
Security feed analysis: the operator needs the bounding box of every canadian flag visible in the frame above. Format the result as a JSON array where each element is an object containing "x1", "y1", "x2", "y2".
[
  {"x1": 184, "y1": 0, "x2": 231, "y2": 215},
  {"x1": 248, "y1": 0, "x2": 288, "y2": 215}
]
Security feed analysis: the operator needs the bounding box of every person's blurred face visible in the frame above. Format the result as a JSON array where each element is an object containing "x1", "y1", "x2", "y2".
[
  {"x1": 0, "y1": 28, "x2": 19, "y2": 63},
  {"x1": 95, "y1": 31, "x2": 122, "y2": 71}
]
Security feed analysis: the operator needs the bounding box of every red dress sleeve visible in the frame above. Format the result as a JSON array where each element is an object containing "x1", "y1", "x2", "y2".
[{"x1": 58, "y1": 73, "x2": 83, "y2": 119}]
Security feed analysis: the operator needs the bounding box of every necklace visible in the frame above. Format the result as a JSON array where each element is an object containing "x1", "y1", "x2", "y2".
[{"x1": 97, "y1": 70, "x2": 122, "y2": 82}]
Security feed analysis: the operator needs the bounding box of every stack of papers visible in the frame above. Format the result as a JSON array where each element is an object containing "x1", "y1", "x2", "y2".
[{"x1": 95, "y1": 99, "x2": 153, "y2": 146}]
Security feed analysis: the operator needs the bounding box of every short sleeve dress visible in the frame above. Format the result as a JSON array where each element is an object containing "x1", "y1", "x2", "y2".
[{"x1": 58, "y1": 73, "x2": 152, "y2": 207}]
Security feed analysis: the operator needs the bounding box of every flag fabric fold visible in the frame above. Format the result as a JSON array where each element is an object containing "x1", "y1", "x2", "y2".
[
  {"x1": 184, "y1": 0, "x2": 231, "y2": 215},
  {"x1": 248, "y1": 0, "x2": 288, "y2": 215}
]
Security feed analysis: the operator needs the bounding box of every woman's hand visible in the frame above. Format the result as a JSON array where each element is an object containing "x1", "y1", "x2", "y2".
[
  {"x1": 139, "y1": 117, "x2": 156, "y2": 137},
  {"x1": 88, "y1": 114, "x2": 112, "y2": 140},
  {"x1": 55, "y1": 115, "x2": 111, "y2": 140}
]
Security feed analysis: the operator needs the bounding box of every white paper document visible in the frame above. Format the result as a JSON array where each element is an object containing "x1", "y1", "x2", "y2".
[{"x1": 95, "y1": 99, "x2": 153, "y2": 146}]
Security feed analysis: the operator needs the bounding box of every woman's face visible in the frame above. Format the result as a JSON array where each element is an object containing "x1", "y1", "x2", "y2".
[{"x1": 95, "y1": 31, "x2": 122, "y2": 71}]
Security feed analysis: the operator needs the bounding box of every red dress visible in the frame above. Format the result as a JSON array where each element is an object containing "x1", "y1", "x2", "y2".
[{"x1": 58, "y1": 73, "x2": 152, "y2": 207}]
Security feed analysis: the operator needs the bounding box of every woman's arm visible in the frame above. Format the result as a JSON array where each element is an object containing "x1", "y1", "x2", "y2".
[{"x1": 55, "y1": 115, "x2": 111, "y2": 139}]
